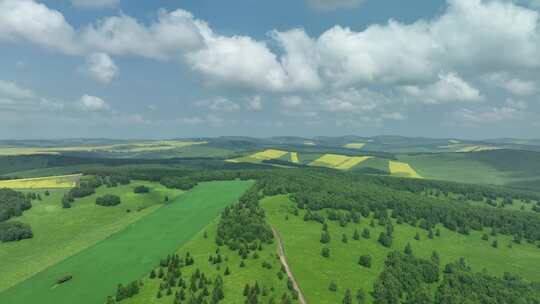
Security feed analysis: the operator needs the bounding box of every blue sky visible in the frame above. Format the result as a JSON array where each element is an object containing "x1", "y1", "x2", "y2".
[{"x1": 0, "y1": 0, "x2": 539, "y2": 139}]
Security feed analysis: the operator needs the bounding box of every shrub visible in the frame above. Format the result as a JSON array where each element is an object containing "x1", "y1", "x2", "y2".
[
  {"x1": 96, "y1": 195, "x2": 121, "y2": 207},
  {"x1": 134, "y1": 185, "x2": 150, "y2": 194}
]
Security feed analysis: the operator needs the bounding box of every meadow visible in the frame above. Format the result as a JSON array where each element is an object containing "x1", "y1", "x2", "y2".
[
  {"x1": 309, "y1": 154, "x2": 372, "y2": 170},
  {"x1": 0, "y1": 181, "x2": 183, "y2": 291},
  {"x1": 0, "y1": 180, "x2": 253, "y2": 304},
  {"x1": 123, "y1": 220, "x2": 295, "y2": 304},
  {"x1": 262, "y1": 195, "x2": 540, "y2": 304}
]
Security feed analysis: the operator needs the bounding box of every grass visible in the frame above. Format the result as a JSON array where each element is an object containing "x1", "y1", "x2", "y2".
[
  {"x1": 389, "y1": 161, "x2": 422, "y2": 178},
  {"x1": 351, "y1": 157, "x2": 390, "y2": 174},
  {"x1": 0, "y1": 174, "x2": 81, "y2": 189},
  {"x1": 262, "y1": 195, "x2": 540, "y2": 304},
  {"x1": 0, "y1": 181, "x2": 183, "y2": 292},
  {"x1": 0, "y1": 180, "x2": 253, "y2": 304},
  {"x1": 343, "y1": 143, "x2": 366, "y2": 150},
  {"x1": 123, "y1": 220, "x2": 295, "y2": 304},
  {"x1": 397, "y1": 153, "x2": 509, "y2": 185},
  {"x1": 335, "y1": 157, "x2": 372, "y2": 170},
  {"x1": 2, "y1": 165, "x2": 98, "y2": 178}
]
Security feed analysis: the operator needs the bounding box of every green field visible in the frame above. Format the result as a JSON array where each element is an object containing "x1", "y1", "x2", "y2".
[
  {"x1": 398, "y1": 153, "x2": 509, "y2": 185},
  {"x1": 0, "y1": 180, "x2": 253, "y2": 304},
  {"x1": 123, "y1": 220, "x2": 295, "y2": 304},
  {"x1": 0, "y1": 181, "x2": 183, "y2": 291},
  {"x1": 262, "y1": 195, "x2": 540, "y2": 304}
]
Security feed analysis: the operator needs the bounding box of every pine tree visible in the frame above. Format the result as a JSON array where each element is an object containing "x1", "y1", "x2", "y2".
[
  {"x1": 342, "y1": 289, "x2": 352, "y2": 304},
  {"x1": 329, "y1": 281, "x2": 338, "y2": 292},
  {"x1": 492, "y1": 239, "x2": 498, "y2": 248},
  {"x1": 321, "y1": 247, "x2": 330, "y2": 258},
  {"x1": 342, "y1": 234, "x2": 348, "y2": 243},
  {"x1": 414, "y1": 232, "x2": 420, "y2": 241},
  {"x1": 356, "y1": 289, "x2": 366, "y2": 304},
  {"x1": 362, "y1": 228, "x2": 370, "y2": 239},
  {"x1": 404, "y1": 243, "x2": 413, "y2": 255},
  {"x1": 224, "y1": 266, "x2": 231, "y2": 276},
  {"x1": 353, "y1": 229, "x2": 360, "y2": 240}
]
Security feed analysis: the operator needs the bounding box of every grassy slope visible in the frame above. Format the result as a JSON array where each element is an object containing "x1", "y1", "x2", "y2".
[
  {"x1": 0, "y1": 180, "x2": 253, "y2": 304},
  {"x1": 124, "y1": 220, "x2": 295, "y2": 304},
  {"x1": 398, "y1": 153, "x2": 509, "y2": 185},
  {"x1": 0, "y1": 181, "x2": 183, "y2": 291},
  {"x1": 2, "y1": 164, "x2": 99, "y2": 178},
  {"x1": 262, "y1": 195, "x2": 540, "y2": 304}
]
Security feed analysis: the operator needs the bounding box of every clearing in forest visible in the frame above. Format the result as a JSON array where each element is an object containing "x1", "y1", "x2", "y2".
[
  {"x1": 0, "y1": 174, "x2": 81, "y2": 189},
  {"x1": 343, "y1": 143, "x2": 365, "y2": 149},
  {"x1": 389, "y1": 161, "x2": 422, "y2": 178},
  {"x1": 0, "y1": 180, "x2": 254, "y2": 304},
  {"x1": 310, "y1": 154, "x2": 371, "y2": 170}
]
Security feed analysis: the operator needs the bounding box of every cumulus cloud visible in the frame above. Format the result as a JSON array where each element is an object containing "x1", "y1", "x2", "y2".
[
  {"x1": 0, "y1": 0, "x2": 79, "y2": 54},
  {"x1": 452, "y1": 99, "x2": 527, "y2": 124},
  {"x1": 402, "y1": 73, "x2": 483, "y2": 104},
  {"x1": 81, "y1": 9, "x2": 207, "y2": 60},
  {"x1": 195, "y1": 97, "x2": 241, "y2": 112},
  {"x1": 281, "y1": 96, "x2": 305, "y2": 108},
  {"x1": 485, "y1": 73, "x2": 537, "y2": 96},
  {"x1": 321, "y1": 88, "x2": 382, "y2": 113},
  {"x1": 308, "y1": 0, "x2": 363, "y2": 11},
  {"x1": 71, "y1": 0, "x2": 119, "y2": 9},
  {"x1": 245, "y1": 96, "x2": 263, "y2": 111},
  {"x1": 79, "y1": 94, "x2": 110, "y2": 111},
  {"x1": 0, "y1": 80, "x2": 35, "y2": 99},
  {"x1": 83, "y1": 53, "x2": 119, "y2": 84}
]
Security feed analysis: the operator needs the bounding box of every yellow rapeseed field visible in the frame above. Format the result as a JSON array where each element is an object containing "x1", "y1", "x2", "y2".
[
  {"x1": 335, "y1": 156, "x2": 372, "y2": 170},
  {"x1": 250, "y1": 149, "x2": 289, "y2": 160},
  {"x1": 290, "y1": 152, "x2": 300, "y2": 163},
  {"x1": 343, "y1": 143, "x2": 365, "y2": 149},
  {"x1": 0, "y1": 174, "x2": 81, "y2": 189},
  {"x1": 389, "y1": 161, "x2": 422, "y2": 178},
  {"x1": 310, "y1": 154, "x2": 371, "y2": 170}
]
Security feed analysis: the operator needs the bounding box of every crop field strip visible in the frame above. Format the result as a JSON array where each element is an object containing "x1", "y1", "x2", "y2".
[
  {"x1": 0, "y1": 180, "x2": 254, "y2": 304},
  {"x1": 0, "y1": 174, "x2": 81, "y2": 189},
  {"x1": 290, "y1": 152, "x2": 300, "y2": 163},
  {"x1": 343, "y1": 143, "x2": 366, "y2": 149},
  {"x1": 0, "y1": 141, "x2": 206, "y2": 156},
  {"x1": 309, "y1": 154, "x2": 372, "y2": 170},
  {"x1": 226, "y1": 149, "x2": 289, "y2": 163},
  {"x1": 389, "y1": 161, "x2": 423, "y2": 178}
]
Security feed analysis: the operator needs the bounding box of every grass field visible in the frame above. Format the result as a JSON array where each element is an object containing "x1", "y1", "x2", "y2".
[
  {"x1": 123, "y1": 220, "x2": 295, "y2": 304},
  {"x1": 262, "y1": 195, "x2": 540, "y2": 304},
  {"x1": 0, "y1": 180, "x2": 253, "y2": 304},
  {"x1": 398, "y1": 153, "x2": 509, "y2": 185},
  {"x1": 309, "y1": 154, "x2": 371, "y2": 170},
  {"x1": 0, "y1": 181, "x2": 183, "y2": 292},
  {"x1": 389, "y1": 161, "x2": 422, "y2": 178},
  {"x1": 0, "y1": 174, "x2": 81, "y2": 189},
  {"x1": 343, "y1": 143, "x2": 365, "y2": 149}
]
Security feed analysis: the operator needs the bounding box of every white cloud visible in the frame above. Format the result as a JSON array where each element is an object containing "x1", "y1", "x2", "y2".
[
  {"x1": 321, "y1": 88, "x2": 382, "y2": 113},
  {"x1": 485, "y1": 73, "x2": 537, "y2": 96},
  {"x1": 402, "y1": 73, "x2": 483, "y2": 104},
  {"x1": 195, "y1": 97, "x2": 241, "y2": 112},
  {"x1": 71, "y1": 0, "x2": 119, "y2": 9},
  {"x1": 308, "y1": 0, "x2": 363, "y2": 11},
  {"x1": 79, "y1": 94, "x2": 110, "y2": 111},
  {"x1": 0, "y1": 80, "x2": 35, "y2": 99},
  {"x1": 281, "y1": 96, "x2": 304, "y2": 108},
  {"x1": 0, "y1": 0, "x2": 79, "y2": 54},
  {"x1": 81, "y1": 9, "x2": 207, "y2": 60},
  {"x1": 175, "y1": 114, "x2": 226, "y2": 126},
  {"x1": 83, "y1": 53, "x2": 119, "y2": 84},
  {"x1": 245, "y1": 96, "x2": 263, "y2": 111},
  {"x1": 452, "y1": 99, "x2": 527, "y2": 125}
]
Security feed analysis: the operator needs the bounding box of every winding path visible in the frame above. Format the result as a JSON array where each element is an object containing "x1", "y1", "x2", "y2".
[{"x1": 272, "y1": 227, "x2": 308, "y2": 304}]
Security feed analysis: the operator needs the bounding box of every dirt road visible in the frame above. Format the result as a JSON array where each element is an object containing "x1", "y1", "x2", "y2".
[{"x1": 272, "y1": 227, "x2": 308, "y2": 304}]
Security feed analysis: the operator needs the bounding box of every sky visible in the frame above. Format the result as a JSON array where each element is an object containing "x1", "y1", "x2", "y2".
[{"x1": 0, "y1": 0, "x2": 539, "y2": 139}]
